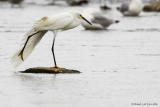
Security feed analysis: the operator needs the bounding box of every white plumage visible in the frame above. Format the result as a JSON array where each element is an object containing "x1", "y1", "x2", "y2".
[
  {"x1": 12, "y1": 30, "x2": 47, "y2": 67},
  {"x1": 11, "y1": 11, "x2": 91, "y2": 67}
]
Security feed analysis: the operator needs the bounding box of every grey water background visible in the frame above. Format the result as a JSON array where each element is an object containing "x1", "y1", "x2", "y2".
[{"x1": 0, "y1": 0, "x2": 160, "y2": 107}]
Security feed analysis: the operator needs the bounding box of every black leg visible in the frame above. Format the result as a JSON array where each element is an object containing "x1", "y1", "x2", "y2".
[
  {"x1": 18, "y1": 31, "x2": 39, "y2": 61},
  {"x1": 52, "y1": 31, "x2": 57, "y2": 68}
]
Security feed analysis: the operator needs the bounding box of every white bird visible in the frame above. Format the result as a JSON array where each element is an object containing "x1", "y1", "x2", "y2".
[
  {"x1": 11, "y1": 11, "x2": 92, "y2": 68},
  {"x1": 117, "y1": 0, "x2": 143, "y2": 16},
  {"x1": 81, "y1": 12, "x2": 119, "y2": 30}
]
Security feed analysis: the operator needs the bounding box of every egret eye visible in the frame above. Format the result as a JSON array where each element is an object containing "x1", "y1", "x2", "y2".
[{"x1": 79, "y1": 14, "x2": 83, "y2": 18}]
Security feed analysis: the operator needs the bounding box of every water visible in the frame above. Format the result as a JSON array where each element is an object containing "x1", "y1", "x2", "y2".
[{"x1": 0, "y1": 4, "x2": 160, "y2": 107}]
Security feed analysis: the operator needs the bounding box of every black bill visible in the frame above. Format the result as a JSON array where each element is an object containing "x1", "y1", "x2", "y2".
[{"x1": 81, "y1": 16, "x2": 92, "y2": 25}]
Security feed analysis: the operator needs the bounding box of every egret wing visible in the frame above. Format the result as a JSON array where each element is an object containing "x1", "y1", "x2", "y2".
[
  {"x1": 11, "y1": 29, "x2": 47, "y2": 67},
  {"x1": 35, "y1": 13, "x2": 74, "y2": 31}
]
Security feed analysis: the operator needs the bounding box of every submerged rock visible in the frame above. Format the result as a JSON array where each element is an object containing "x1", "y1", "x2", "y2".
[
  {"x1": 143, "y1": 1, "x2": 160, "y2": 12},
  {"x1": 20, "y1": 67, "x2": 81, "y2": 74}
]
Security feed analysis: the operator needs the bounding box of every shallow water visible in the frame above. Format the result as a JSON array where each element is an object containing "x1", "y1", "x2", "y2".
[{"x1": 0, "y1": 4, "x2": 160, "y2": 107}]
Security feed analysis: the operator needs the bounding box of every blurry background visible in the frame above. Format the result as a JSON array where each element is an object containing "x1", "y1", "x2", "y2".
[
  {"x1": 0, "y1": 0, "x2": 158, "y2": 7},
  {"x1": 0, "y1": 0, "x2": 160, "y2": 107}
]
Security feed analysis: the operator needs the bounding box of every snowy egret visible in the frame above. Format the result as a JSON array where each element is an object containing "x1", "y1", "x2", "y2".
[
  {"x1": 11, "y1": 11, "x2": 92, "y2": 68},
  {"x1": 117, "y1": 0, "x2": 143, "y2": 16},
  {"x1": 81, "y1": 12, "x2": 119, "y2": 30}
]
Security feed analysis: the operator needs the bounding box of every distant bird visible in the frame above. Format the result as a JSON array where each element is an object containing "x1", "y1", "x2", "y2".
[
  {"x1": 9, "y1": 0, "x2": 24, "y2": 7},
  {"x1": 100, "y1": 0, "x2": 111, "y2": 10},
  {"x1": 117, "y1": 0, "x2": 143, "y2": 16},
  {"x1": 11, "y1": 11, "x2": 92, "y2": 68},
  {"x1": 66, "y1": 0, "x2": 88, "y2": 6},
  {"x1": 81, "y1": 12, "x2": 119, "y2": 30},
  {"x1": 100, "y1": 5, "x2": 111, "y2": 10}
]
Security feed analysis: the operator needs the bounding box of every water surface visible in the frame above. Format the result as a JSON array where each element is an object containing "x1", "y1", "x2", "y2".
[{"x1": 0, "y1": 4, "x2": 160, "y2": 107}]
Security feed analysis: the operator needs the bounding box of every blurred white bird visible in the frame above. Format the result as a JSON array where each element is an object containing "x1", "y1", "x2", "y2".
[
  {"x1": 11, "y1": 11, "x2": 91, "y2": 68},
  {"x1": 81, "y1": 11, "x2": 119, "y2": 30},
  {"x1": 117, "y1": 0, "x2": 143, "y2": 16}
]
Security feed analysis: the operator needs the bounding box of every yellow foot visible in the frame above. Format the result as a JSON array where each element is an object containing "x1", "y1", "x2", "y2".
[
  {"x1": 53, "y1": 66, "x2": 59, "y2": 68},
  {"x1": 18, "y1": 51, "x2": 24, "y2": 61},
  {"x1": 52, "y1": 66, "x2": 66, "y2": 71}
]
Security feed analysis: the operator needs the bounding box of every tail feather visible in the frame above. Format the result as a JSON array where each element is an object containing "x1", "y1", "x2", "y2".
[
  {"x1": 11, "y1": 29, "x2": 47, "y2": 68},
  {"x1": 11, "y1": 50, "x2": 24, "y2": 68}
]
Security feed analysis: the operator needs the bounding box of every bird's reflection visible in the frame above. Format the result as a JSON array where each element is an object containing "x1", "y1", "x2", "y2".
[{"x1": 14, "y1": 73, "x2": 57, "y2": 94}]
